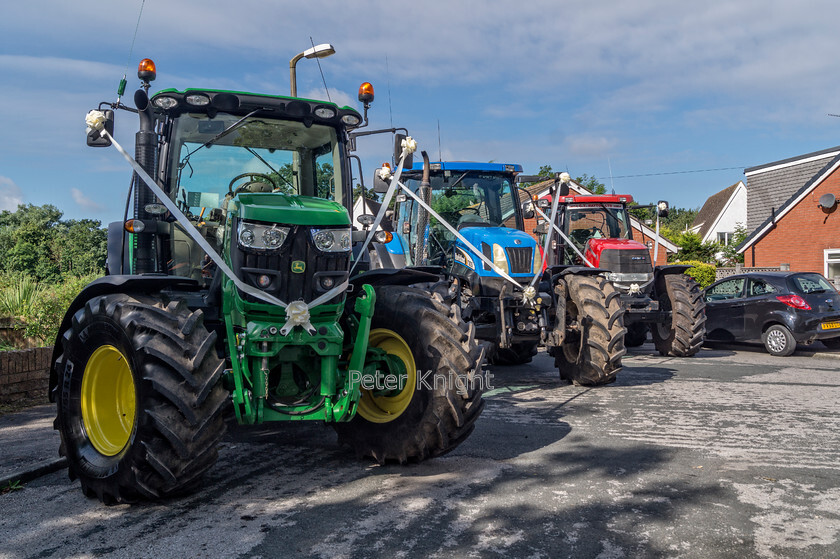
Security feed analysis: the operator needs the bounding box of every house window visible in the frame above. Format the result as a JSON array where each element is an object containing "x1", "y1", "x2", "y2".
[
  {"x1": 825, "y1": 249, "x2": 840, "y2": 283},
  {"x1": 717, "y1": 231, "x2": 733, "y2": 245}
]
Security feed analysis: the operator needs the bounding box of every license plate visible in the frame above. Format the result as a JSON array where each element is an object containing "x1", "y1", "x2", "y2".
[{"x1": 821, "y1": 321, "x2": 840, "y2": 330}]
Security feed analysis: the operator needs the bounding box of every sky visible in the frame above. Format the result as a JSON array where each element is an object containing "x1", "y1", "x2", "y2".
[{"x1": 3, "y1": 0, "x2": 840, "y2": 224}]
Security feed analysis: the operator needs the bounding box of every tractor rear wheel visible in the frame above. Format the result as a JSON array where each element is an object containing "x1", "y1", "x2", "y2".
[
  {"x1": 334, "y1": 285, "x2": 486, "y2": 463},
  {"x1": 490, "y1": 341, "x2": 539, "y2": 366},
  {"x1": 554, "y1": 275, "x2": 626, "y2": 386},
  {"x1": 54, "y1": 294, "x2": 228, "y2": 504},
  {"x1": 651, "y1": 274, "x2": 706, "y2": 357}
]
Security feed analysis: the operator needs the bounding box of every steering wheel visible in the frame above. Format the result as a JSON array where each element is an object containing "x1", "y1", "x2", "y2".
[{"x1": 228, "y1": 173, "x2": 278, "y2": 195}]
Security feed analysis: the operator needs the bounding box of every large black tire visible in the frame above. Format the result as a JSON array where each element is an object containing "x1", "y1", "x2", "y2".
[
  {"x1": 54, "y1": 294, "x2": 228, "y2": 504},
  {"x1": 624, "y1": 322, "x2": 648, "y2": 347},
  {"x1": 490, "y1": 341, "x2": 539, "y2": 366},
  {"x1": 651, "y1": 274, "x2": 706, "y2": 357},
  {"x1": 554, "y1": 275, "x2": 626, "y2": 386},
  {"x1": 334, "y1": 285, "x2": 486, "y2": 463}
]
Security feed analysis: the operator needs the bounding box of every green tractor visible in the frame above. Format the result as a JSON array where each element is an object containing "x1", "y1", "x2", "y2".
[{"x1": 49, "y1": 58, "x2": 485, "y2": 504}]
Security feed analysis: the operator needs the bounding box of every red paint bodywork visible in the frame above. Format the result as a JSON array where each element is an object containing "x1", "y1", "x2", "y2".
[{"x1": 584, "y1": 238, "x2": 649, "y2": 268}]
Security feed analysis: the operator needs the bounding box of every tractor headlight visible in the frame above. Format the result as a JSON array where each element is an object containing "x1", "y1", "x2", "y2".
[
  {"x1": 533, "y1": 246, "x2": 543, "y2": 272},
  {"x1": 492, "y1": 243, "x2": 509, "y2": 274},
  {"x1": 311, "y1": 228, "x2": 352, "y2": 252},
  {"x1": 237, "y1": 221, "x2": 290, "y2": 250}
]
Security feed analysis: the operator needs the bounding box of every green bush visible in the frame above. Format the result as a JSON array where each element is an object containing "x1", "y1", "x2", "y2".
[
  {"x1": 0, "y1": 274, "x2": 42, "y2": 319},
  {"x1": 22, "y1": 274, "x2": 99, "y2": 343},
  {"x1": 673, "y1": 260, "x2": 716, "y2": 288}
]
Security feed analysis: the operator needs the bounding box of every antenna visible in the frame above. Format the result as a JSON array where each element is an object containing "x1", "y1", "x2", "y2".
[
  {"x1": 310, "y1": 36, "x2": 331, "y2": 102},
  {"x1": 608, "y1": 157, "x2": 615, "y2": 194},
  {"x1": 386, "y1": 54, "x2": 394, "y2": 129},
  {"x1": 116, "y1": 0, "x2": 146, "y2": 105}
]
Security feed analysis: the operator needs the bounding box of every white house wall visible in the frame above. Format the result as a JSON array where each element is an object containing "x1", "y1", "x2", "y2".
[{"x1": 701, "y1": 182, "x2": 747, "y2": 244}]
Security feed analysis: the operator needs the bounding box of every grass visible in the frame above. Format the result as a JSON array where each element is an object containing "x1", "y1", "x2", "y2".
[{"x1": 0, "y1": 480, "x2": 23, "y2": 495}]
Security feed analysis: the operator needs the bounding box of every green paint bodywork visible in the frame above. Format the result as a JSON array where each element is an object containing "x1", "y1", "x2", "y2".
[
  {"x1": 230, "y1": 193, "x2": 350, "y2": 226},
  {"x1": 219, "y1": 193, "x2": 386, "y2": 425}
]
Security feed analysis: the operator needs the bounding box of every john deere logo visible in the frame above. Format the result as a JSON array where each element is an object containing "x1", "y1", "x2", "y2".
[{"x1": 291, "y1": 261, "x2": 306, "y2": 273}]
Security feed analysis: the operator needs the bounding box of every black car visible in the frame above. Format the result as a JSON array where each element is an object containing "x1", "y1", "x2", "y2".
[{"x1": 703, "y1": 271, "x2": 840, "y2": 356}]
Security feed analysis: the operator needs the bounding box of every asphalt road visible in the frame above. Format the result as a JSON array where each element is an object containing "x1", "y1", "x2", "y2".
[{"x1": 1, "y1": 342, "x2": 839, "y2": 558}]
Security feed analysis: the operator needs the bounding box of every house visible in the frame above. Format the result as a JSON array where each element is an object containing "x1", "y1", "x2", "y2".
[
  {"x1": 518, "y1": 179, "x2": 678, "y2": 266},
  {"x1": 737, "y1": 148, "x2": 840, "y2": 282},
  {"x1": 690, "y1": 181, "x2": 746, "y2": 246}
]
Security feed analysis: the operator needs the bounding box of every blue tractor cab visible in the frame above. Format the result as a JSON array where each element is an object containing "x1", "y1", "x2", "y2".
[{"x1": 374, "y1": 161, "x2": 547, "y2": 364}]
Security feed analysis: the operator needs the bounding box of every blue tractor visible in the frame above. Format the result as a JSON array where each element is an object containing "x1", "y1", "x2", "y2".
[{"x1": 369, "y1": 160, "x2": 548, "y2": 365}]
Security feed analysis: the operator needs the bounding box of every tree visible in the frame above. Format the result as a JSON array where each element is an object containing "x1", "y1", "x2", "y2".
[
  {"x1": 668, "y1": 231, "x2": 719, "y2": 264},
  {"x1": 574, "y1": 174, "x2": 606, "y2": 195},
  {"x1": 0, "y1": 204, "x2": 106, "y2": 281},
  {"x1": 719, "y1": 223, "x2": 749, "y2": 265}
]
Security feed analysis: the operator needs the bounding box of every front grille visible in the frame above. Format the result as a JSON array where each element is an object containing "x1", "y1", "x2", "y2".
[
  {"x1": 599, "y1": 248, "x2": 651, "y2": 274},
  {"x1": 230, "y1": 219, "x2": 349, "y2": 305},
  {"x1": 506, "y1": 247, "x2": 533, "y2": 274}
]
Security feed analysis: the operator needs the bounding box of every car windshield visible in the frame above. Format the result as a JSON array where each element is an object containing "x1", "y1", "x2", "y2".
[
  {"x1": 168, "y1": 113, "x2": 343, "y2": 215},
  {"x1": 565, "y1": 204, "x2": 631, "y2": 249},
  {"x1": 788, "y1": 273, "x2": 837, "y2": 295}
]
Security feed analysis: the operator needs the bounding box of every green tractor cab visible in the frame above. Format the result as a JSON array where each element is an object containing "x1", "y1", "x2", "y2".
[{"x1": 51, "y1": 58, "x2": 485, "y2": 504}]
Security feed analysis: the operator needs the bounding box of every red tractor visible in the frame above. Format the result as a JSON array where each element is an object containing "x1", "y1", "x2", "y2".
[{"x1": 530, "y1": 190, "x2": 706, "y2": 357}]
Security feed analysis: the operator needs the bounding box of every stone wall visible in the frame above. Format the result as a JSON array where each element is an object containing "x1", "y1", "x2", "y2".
[{"x1": 0, "y1": 347, "x2": 53, "y2": 405}]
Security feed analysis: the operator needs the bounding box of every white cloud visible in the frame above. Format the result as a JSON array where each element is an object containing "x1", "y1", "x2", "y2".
[
  {"x1": 71, "y1": 187, "x2": 105, "y2": 212},
  {"x1": 300, "y1": 87, "x2": 356, "y2": 109},
  {"x1": 0, "y1": 176, "x2": 24, "y2": 211}
]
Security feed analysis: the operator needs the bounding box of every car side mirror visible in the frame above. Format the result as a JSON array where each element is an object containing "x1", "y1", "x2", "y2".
[
  {"x1": 86, "y1": 109, "x2": 114, "y2": 147},
  {"x1": 393, "y1": 133, "x2": 413, "y2": 169},
  {"x1": 373, "y1": 168, "x2": 391, "y2": 194}
]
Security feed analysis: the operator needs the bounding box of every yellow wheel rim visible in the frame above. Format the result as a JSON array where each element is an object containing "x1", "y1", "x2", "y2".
[
  {"x1": 357, "y1": 329, "x2": 417, "y2": 424},
  {"x1": 81, "y1": 345, "x2": 136, "y2": 456}
]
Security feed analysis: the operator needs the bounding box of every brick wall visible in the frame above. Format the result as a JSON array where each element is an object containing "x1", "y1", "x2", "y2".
[
  {"x1": 0, "y1": 347, "x2": 53, "y2": 405},
  {"x1": 745, "y1": 167, "x2": 840, "y2": 272}
]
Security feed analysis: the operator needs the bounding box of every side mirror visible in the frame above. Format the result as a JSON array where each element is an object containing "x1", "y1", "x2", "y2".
[
  {"x1": 521, "y1": 201, "x2": 535, "y2": 220},
  {"x1": 657, "y1": 200, "x2": 669, "y2": 218},
  {"x1": 87, "y1": 109, "x2": 114, "y2": 147},
  {"x1": 534, "y1": 222, "x2": 549, "y2": 234},
  {"x1": 393, "y1": 133, "x2": 414, "y2": 169},
  {"x1": 357, "y1": 214, "x2": 375, "y2": 229},
  {"x1": 373, "y1": 168, "x2": 391, "y2": 194}
]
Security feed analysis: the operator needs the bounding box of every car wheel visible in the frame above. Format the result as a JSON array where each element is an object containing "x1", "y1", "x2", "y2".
[{"x1": 762, "y1": 324, "x2": 796, "y2": 357}]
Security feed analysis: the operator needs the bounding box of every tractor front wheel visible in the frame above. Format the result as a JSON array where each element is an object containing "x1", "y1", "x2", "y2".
[
  {"x1": 54, "y1": 294, "x2": 228, "y2": 504},
  {"x1": 651, "y1": 274, "x2": 706, "y2": 357},
  {"x1": 334, "y1": 285, "x2": 486, "y2": 463},
  {"x1": 554, "y1": 275, "x2": 626, "y2": 386}
]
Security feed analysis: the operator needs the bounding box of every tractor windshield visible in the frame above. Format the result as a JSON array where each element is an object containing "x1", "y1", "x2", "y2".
[
  {"x1": 565, "y1": 204, "x2": 632, "y2": 250},
  {"x1": 168, "y1": 113, "x2": 344, "y2": 216},
  {"x1": 403, "y1": 172, "x2": 518, "y2": 232}
]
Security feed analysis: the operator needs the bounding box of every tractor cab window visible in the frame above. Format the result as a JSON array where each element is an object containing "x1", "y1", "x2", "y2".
[
  {"x1": 400, "y1": 171, "x2": 518, "y2": 265},
  {"x1": 169, "y1": 113, "x2": 343, "y2": 219},
  {"x1": 565, "y1": 204, "x2": 631, "y2": 250}
]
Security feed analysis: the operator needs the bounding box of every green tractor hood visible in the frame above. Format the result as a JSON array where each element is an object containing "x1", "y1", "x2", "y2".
[{"x1": 233, "y1": 193, "x2": 351, "y2": 226}]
